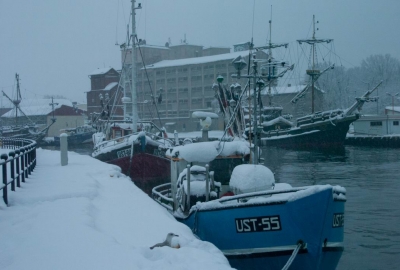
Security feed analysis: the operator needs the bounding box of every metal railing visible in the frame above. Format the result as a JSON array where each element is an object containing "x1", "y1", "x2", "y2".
[{"x1": 0, "y1": 137, "x2": 37, "y2": 206}]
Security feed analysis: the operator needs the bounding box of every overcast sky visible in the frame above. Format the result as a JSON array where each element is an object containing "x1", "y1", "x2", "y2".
[{"x1": 1, "y1": 0, "x2": 399, "y2": 104}]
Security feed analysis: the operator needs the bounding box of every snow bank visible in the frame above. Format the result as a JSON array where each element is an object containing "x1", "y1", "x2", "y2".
[{"x1": 0, "y1": 148, "x2": 233, "y2": 270}]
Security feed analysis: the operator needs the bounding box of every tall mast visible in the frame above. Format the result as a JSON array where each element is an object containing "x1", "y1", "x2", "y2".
[
  {"x1": 131, "y1": 0, "x2": 141, "y2": 132},
  {"x1": 297, "y1": 15, "x2": 333, "y2": 114},
  {"x1": 268, "y1": 9, "x2": 272, "y2": 106},
  {"x1": 14, "y1": 73, "x2": 22, "y2": 126},
  {"x1": 311, "y1": 15, "x2": 316, "y2": 113}
]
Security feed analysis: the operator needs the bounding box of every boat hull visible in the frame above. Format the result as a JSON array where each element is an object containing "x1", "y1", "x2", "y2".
[
  {"x1": 176, "y1": 187, "x2": 344, "y2": 270},
  {"x1": 94, "y1": 143, "x2": 170, "y2": 195},
  {"x1": 261, "y1": 115, "x2": 357, "y2": 150},
  {"x1": 54, "y1": 132, "x2": 94, "y2": 146}
]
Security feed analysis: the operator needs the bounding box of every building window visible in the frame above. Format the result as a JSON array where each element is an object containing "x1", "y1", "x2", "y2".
[
  {"x1": 167, "y1": 69, "x2": 176, "y2": 74},
  {"x1": 178, "y1": 77, "x2": 188, "y2": 82},
  {"x1": 167, "y1": 78, "x2": 176, "y2": 83},
  {"x1": 370, "y1": 121, "x2": 382, "y2": 126},
  {"x1": 394, "y1": 121, "x2": 399, "y2": 126}
]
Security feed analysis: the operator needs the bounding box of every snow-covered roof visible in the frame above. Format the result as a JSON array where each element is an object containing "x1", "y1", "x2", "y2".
[
  {"x1": 144, "y1": 50, "x2": 255, "y2": 69},
  {"x1": 167, "y1": 140, "x2": 250, "y2": 163},
  {"x1": 89, "y1": 67, "x2": 114, "y2": 76},
  {"x1": 385, "y1": 106, "x2": 400, "y2": 113},
  {"x1": 1, "y1": 98, "x2": 72, "y2": 117},
  {"x1": 104, "y1": 82, "x2": 118, "y2": 91},
  {"x1": 139, "y1": 44, "x2": 170, "y2": 50}
]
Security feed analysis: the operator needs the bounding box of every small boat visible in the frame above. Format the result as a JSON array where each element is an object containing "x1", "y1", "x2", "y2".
[
  {"x1": 152, "y1": 140, "x2": 346, "y2": 270},
  {"x1": 54, "y1": 125, "x2": 96, "y2": 146}
]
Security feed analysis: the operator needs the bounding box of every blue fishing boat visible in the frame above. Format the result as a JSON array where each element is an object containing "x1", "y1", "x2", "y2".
[{"x1": 152, "y1": 140, "x2": 345, "y2": 270}]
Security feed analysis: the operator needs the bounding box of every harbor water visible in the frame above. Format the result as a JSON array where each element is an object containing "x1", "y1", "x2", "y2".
[
  {"x1": 263, "y1": 146, "x2": 400, "y2": 270},
  {"x1": 42, "y1": 143, "x2": 400, "y2": 269}
]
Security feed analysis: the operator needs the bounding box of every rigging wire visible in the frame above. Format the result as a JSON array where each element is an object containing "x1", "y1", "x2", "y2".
[{"x1": 135, "y1": 35, "x2": 163, "y2": 127}]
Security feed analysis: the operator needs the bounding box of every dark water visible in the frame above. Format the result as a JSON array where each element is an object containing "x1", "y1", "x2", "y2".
[
  {"x1": 41, "y1": 143, "x2": 400, "y2": 269},
  {"x1": 263, "y1": 146, "x2": 400, "y2": 270}
]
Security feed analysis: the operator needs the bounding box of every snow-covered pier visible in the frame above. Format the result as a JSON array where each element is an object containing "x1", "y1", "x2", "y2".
[{"x1": 0, "y1": 145, "x2": 232, "y2": 270}]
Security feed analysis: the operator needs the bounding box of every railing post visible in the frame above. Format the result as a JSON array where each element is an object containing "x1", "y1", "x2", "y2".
[
  {"x1": 186, "y1": 164, "x2": 191, "y2": 211},
  {"x1": 27, "y1": 146, "x2": 32, "y2": 175},
  {"x1": 15, "y1": 149, "x2": 21, "y2": 188},
  {"x1": 24, "y1": 147, "x2": 29, "y2": 179},
  {"x1": 20, "y1": 147, "x2": 25, "y2": 183},
  {"x1": 9, "y1": 151, "x2": 15, "y2": 192},
  {"x1": 1, "y1": 154, "x2": 8, "y2": 206},
  {"x1": 32, "y1": 143, "x2": 37, "y2": 169}
]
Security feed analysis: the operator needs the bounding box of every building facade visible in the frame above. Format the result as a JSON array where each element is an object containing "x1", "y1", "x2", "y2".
[{"x1": 86, "y1": 41, "x2": 326, "y2": 132}]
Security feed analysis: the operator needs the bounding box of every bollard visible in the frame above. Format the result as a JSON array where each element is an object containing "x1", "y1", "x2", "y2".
[{"x1": 60, "y1": 133, "x2": 68, "y2": 166}]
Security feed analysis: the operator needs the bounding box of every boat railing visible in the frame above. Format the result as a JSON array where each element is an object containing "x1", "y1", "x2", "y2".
[
  {"x1": 218, "y1": 187, "x2": 308, "y2": 203},
  {"x1": 93, "y1": 130, "x2": 171, "y2": 154},
  {"x1": 152, "y1": 183, "x2": 174, "y2": 212},
  {"x1": 152, "y1": 183, "x2": 346, "y2": 212}
]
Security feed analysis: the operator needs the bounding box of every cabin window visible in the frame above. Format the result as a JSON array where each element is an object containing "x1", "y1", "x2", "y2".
[
  {"x1": 114, "y1": 130, "x2": 122, "y2": 138},
  {"x1": 394, "y1": 121, "x2": 399, "y2": 126},
  {"x1": 370, "y1": 121, "x2": 382, "y2": 126}
]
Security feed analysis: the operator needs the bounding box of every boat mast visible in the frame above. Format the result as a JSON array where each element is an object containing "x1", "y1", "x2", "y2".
[
  {"x1": 311, "y1": 15, "x2": 316, "y2": 114},
  {"x1": 297, "y1": 15, "x2": 333, "y2": 114},
  {"x1": 14, "y1": 73, "x2": 22, "y2": 126},
  {"x1": 268, "y1": 9, "x2": 272, "y2": 106},
  {"x1": 131, "y1": 0, "x2": 141, "y2": 132}
]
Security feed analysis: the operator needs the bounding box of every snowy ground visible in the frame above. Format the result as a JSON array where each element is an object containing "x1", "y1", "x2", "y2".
[{"x1": 0, "y1": 148, "x2": 233, "y2": 270}]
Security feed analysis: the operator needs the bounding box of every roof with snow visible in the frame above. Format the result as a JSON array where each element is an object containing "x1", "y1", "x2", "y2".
[
  {"x1": 385, "y1": 106, "x2": 400, "y2": 113},
  {"x1": 143, "y1": 50, "x2": 258, "y2": 69},
  {"x1": 1, "y1": 98, "x2": 73, "y2": 117},
  {"x1": 104, "y1": 82, "x2": 119, "y2": 91},
  {"x1": 139, "y1": 44, "x2": 171, "y2": 50},
  {"x1": 89, "y1": 67, "x2": 117, "y2": 76}
]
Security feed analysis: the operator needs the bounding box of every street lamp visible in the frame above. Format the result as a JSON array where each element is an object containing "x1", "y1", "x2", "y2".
[{"x1": 386, "y1": 92, "x2": 399, "y2": 115}]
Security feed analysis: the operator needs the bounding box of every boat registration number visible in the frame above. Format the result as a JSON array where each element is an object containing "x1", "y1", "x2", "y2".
[
  {"x1": 332, "y1": 213, "x2": 344, "y2": 228},
  {"x1": 235, "y1": 215, "x2": 281, "y2": 233},
  {"x1": 117, "y1": 149, "x2": 131, "y2": 158}
]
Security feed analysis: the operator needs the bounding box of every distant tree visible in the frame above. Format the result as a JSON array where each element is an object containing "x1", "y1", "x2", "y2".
[
  {"x1": 315, "y1": 63, "x2": 351, "y2": 109},
  {"x1": 350, "y1": 54, "x2": 400, "y2": 113}
]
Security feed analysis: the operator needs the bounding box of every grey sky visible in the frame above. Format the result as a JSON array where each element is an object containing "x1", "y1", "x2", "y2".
[{"x1": 1, "y1": 0, "x2": 399, "y2": 104}]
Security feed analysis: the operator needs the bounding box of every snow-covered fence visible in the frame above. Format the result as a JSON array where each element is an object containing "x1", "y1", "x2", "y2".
[{"x1": 0, "y1": 138, "x2": 37, "y2": 206}]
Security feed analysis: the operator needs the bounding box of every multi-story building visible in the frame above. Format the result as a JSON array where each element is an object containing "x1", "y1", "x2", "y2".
[{"x1": 86, "y1": 41, "x2": 324, "y2": 132}]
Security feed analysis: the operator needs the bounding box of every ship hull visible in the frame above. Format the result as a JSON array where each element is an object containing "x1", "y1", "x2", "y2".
[
  {"x1": 54, "y1": 132, "x2": 94, "y2": 146},
  {"x1": 176, "y1": 187, "x2": 345, "y2": 270},
  {"x1": 94, "y1": 142, "x2": 170, "y2": 195},
  {"x1": 261, "y1": 115, "x2": 357, "y2": 150}
]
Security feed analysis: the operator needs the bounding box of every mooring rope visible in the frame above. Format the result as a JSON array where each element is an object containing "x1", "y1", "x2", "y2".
[{"x1": 281, "y1": 241, "x2": 304, "y2": 270}]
